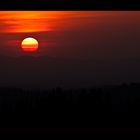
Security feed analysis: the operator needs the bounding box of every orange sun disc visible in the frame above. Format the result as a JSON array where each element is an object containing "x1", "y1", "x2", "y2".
[{"x1": 21, "y1": 37, "x2": 39, "y2": 52}]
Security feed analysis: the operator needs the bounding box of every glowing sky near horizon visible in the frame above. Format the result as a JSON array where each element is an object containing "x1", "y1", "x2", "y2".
[{"x1": 0, "y1": 11, "x2": 140, "y2": 59}]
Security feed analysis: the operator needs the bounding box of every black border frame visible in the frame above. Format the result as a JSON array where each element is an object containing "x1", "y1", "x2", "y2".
[{"x1": 0, "y1": 0, "x2": 140, "y2": 10}]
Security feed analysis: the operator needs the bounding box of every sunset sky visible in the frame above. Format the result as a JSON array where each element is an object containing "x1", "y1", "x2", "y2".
[
  {"x1": 0, "y1": 11, "x2": 139, "y2": 60},
  {"x1": 0, "y1": 11, "x2": 140, "y2": 88}
]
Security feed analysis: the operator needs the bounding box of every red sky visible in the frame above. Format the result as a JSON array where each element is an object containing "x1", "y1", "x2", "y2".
[{"x1": 0, "y1": 11, "x2": 140, "y2": 60}]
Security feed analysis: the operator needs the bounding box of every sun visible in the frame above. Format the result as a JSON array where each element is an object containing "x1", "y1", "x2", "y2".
[{"x1": 21, "y1": 37, "x2": 39, "y2": 52}]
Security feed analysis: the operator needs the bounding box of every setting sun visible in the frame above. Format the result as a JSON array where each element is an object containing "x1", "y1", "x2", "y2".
[{"x1": 21, "y1": 37, "x2": 39, "y2": 52}]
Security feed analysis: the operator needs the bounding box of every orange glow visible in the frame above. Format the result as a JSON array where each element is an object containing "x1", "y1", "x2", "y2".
[
  {"x1": 0, "y1": 11, "x2": 96, "y2": 33},
  {"x1": 0, "y1": 11, "x2": 99, "y2": 50},
  {"x1": 0, "y1": 11, "x2": 60, "y2": 33},
  {"x1": 21, "y1": 37, "x2": 39, "y2": 52}
]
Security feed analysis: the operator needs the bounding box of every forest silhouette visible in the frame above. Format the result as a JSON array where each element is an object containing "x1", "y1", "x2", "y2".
[{"x1": 0, "y1": 83, "x2": 140, "y2": 128}]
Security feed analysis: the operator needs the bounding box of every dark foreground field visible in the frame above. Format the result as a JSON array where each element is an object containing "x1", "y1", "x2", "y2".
[{"x1": 0, "y1": 83, "x2": 140, "y2": 128}]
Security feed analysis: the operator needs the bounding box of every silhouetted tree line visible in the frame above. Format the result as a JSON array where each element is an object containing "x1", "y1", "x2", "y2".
[{"x1": 0, "y1": 83, "x2": 140, "y2": 127}]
